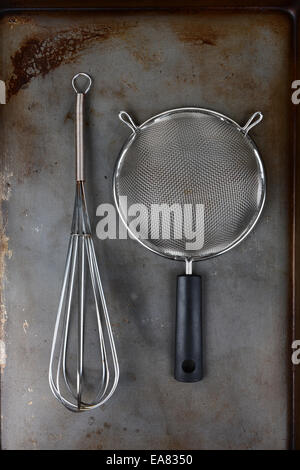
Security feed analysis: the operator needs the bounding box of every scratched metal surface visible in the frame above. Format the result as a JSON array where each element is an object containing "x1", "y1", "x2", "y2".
[{"x1": 0, "y1": 11, "x2": 291, "y2": 449}]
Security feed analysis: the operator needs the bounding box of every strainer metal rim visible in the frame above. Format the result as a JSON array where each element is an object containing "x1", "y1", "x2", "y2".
[{"x1": 113, "y1": 106, "x2": 266, "y2": 263}]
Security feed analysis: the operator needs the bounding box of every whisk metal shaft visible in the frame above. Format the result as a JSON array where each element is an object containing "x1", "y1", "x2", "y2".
[
  {"x1": 49, "y1": 74, "x2": 119, "y2": 411},
  {"x1": 76, "y1": 92, "x2": 84, "y2": 181}
]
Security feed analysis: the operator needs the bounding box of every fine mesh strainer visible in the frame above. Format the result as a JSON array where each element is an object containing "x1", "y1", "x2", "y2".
[{"x1": 113, "y1": 107, "x2": 265, "y2": 382}]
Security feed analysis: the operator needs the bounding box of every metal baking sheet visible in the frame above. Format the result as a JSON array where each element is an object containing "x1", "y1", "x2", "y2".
[{"x1": 0, "y1": 2, "x2": 296, "y2": 450}]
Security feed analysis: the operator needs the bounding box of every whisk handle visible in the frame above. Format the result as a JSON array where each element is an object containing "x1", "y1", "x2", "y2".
[
  {"x1": 175, "y1": 275, "x2": 203, "y2": 382},
  {"x1": 72, "y1": 73, "x2": 92, "y2": 182},
  {"x1": 76, "y1": 93, "x2": 85, "y2": 181}
]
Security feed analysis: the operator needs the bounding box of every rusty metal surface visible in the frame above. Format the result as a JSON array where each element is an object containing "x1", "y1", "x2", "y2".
[{"x1": 0, "y1": 10, "x2": 292, "y2": 449}]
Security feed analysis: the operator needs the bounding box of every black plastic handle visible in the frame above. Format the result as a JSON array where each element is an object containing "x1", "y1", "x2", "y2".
[{"x1": 175, "y1": 275, "x2": 203, "y2": 382}]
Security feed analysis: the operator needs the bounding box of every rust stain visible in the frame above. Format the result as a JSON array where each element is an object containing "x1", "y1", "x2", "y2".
[
  {"x1": 7, "y1": 22, "x2": 136, "y2": 100},
  {"x1": 130, "y1": 49, "x2": 163, "y2": 70},
  {"x1": 96, "y1": 85, "x2": 130, "y2": 100},
  {"x1": 127, "y1": 372, "x2": 136, "y2": 382},
  {"x1": 6, "y1": 15, "x2": 35, "y2": 27},
  {"x1": 27, "y1": 437, "x2": 37, "y2": 449},
  {"x1": 19, "y1": 160, "x2": 58, "y2": 182},
  {"x1": 121, "y1": 79, "x2": 138, "y2": 92},
  {"x1": 162, "y1": 436, "x2": 193, "y2": 451},
  {"x1": 83, "y1": 428, "x2": 103, "y2": 450},
  {"x1": 174, "y1": 23, "x2": 218, "y2": 46},
  {"x1": 110, "y1": 86, "x2": 126, "y2": 100},
  {"x1": 171, "y1": 11, "x2": 288, "y2": 49},
  {"x1": 64, "y1": 111, "x2": 73, "y2": 123}
]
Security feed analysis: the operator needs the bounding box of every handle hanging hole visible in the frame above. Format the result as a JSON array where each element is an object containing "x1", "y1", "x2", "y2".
[
  {"x1": 72, "y1": 73, "x2": 92, "y2": 95},
  {"x1": 182, "y1": 359, "x2": 196, "y2": 373},
  {"x1": 119, "y1": 111, "x2": 138, "y2": 133},
  {"x1": 242, "y1": 111, "x2": 263, "y2": 135}
]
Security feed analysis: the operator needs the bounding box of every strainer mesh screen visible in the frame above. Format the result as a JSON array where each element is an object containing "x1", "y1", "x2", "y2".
[{"x1": 114, "y1": 111, "x2": 264, "y2": 260}]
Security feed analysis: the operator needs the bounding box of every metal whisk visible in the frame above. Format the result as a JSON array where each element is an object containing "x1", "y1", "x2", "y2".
[{"x1": 49, "y1": 73, "x2": 119, "y2": 411}]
